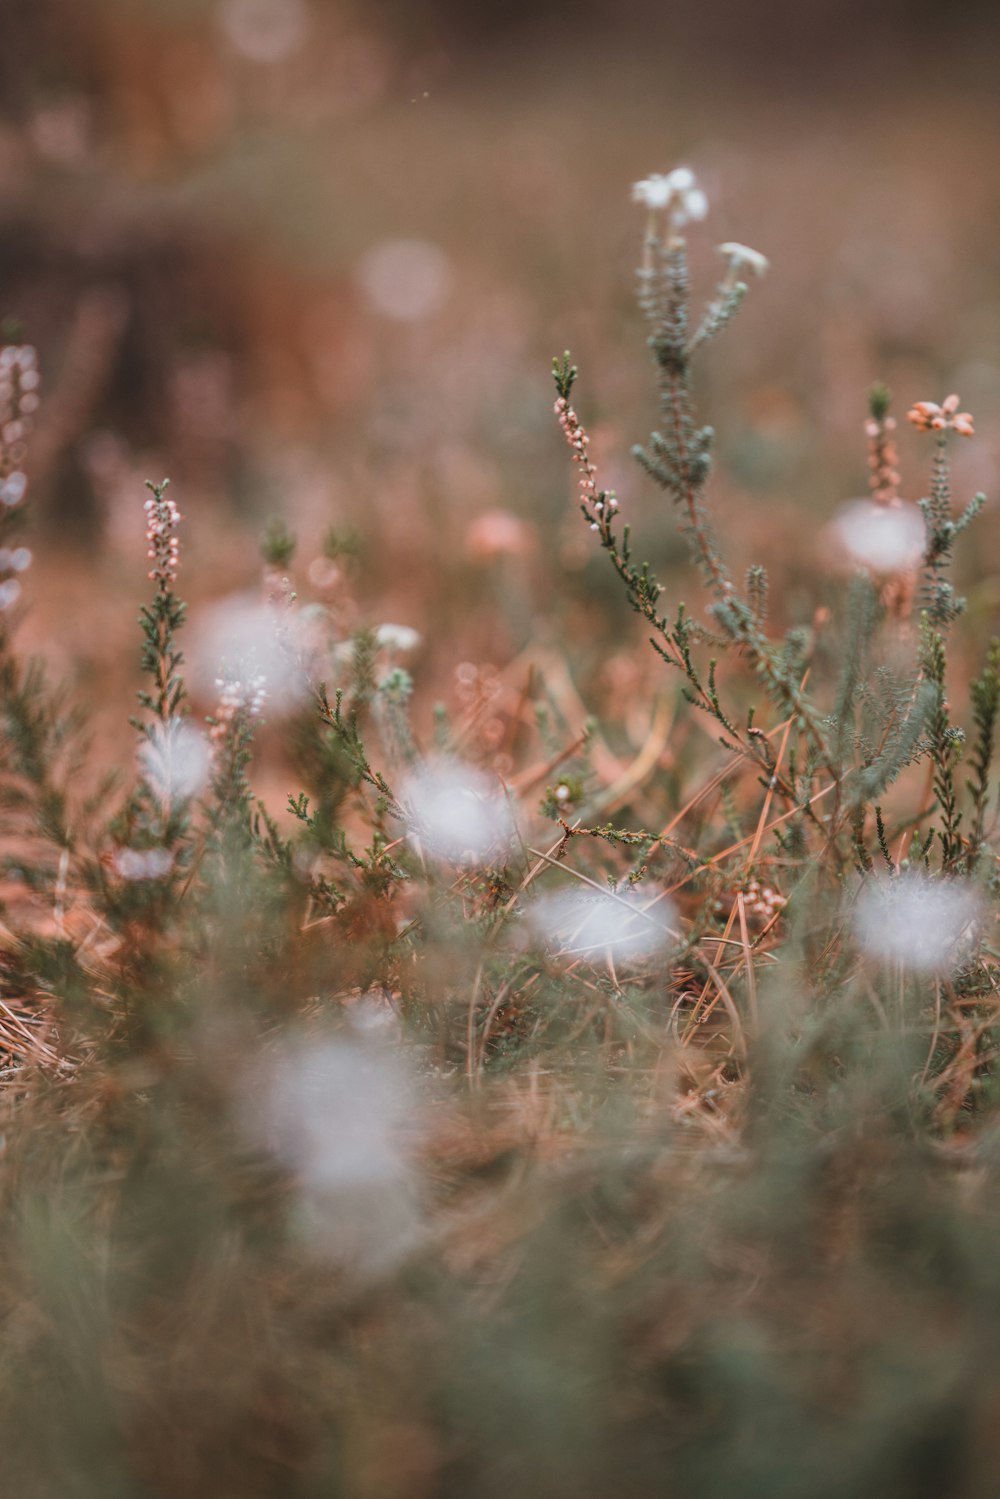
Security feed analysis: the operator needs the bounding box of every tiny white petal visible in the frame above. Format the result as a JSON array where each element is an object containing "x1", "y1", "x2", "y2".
[{"x1": 717, "y1": 241, "x2": 769, "y2": 277}]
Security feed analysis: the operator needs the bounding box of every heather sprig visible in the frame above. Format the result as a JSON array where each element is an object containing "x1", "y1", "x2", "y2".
[{"x1": 135, "y1": 479, "x2": 186, "y2": 728}]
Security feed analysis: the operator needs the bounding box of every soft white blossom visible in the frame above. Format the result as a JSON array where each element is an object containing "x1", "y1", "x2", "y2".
[
  {"x1": 113, "y1": 846, "x2": 174, "y2": 881},
  {"x1": 853, "y1": 873, "x2": 982, "y2": 973},
  {"x1": 830, "y1": 499, "x2": 925, "y2": 575},
  {"x1": 254, "y1": 1038, "x2": 421, "y2": 1273},
  {"x1": 216, "y1": 0, "x2": 308, "y2": 61},
  {"x1": 401, "y1": 757, "x2": 514, "y2": 866},
  {"x1": 527, "y1": 885, "x2": 677, "y2": 965},
  {"x1": 190, "y1": 593, "x2": 309, "y2": 713},
  {"x1": 632, "y1": 166, "x2": 708, "y2": 226},
  {"x1": 358, "y1": 239, "x2": 451, "y2": 322},
  {"x1": 138, "y1": 718, "x2": 212, "y2": 803},
  {"x1": 376, "y1": 623, "x2": 422, "y2": 654}
]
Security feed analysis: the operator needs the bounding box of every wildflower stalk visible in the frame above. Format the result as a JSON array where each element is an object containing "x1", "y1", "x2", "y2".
[{"x1": 135, "y1": 480, "x2": 185, "y2": 726}]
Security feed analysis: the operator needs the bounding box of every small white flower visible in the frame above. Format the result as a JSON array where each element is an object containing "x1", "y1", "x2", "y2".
[
  {"x1": 401, "y1": 757, "x2": 514, "y2": 866},
  {"x1": 113, "y1": 846, "x2": 175, "y2": 881},
  {"x1": 376, "y1": 623, "x2": 422, "y2": 654},
  {"x1": 527, "y1": 885, "x2": 677, "y2": 965},
  {"x1": 138, "y1": 719, "x2": 212, "y2": 803},
  {"x1": 632, "y1": 174, "x2": 675, "y2": 210},
  {"x1": 666, "y1": 166, "x2": 696, "y2": 193},
  {"x1": 673, "y1": 185, "x2": 708, "y2": 226},
  {"x1": 251, "y1": 1037, "x2": 422, "y2": 1275},
  {"x1": 829, "y1": 499, "x2": 925, "y2": 575},
  {"x1": 854, "y1": 873, "x2": 981, "y2": 973},
  {"x1": 718, "y1": 242, "x2": 769, "y2": 279},
  {"x1": 632, "y1": 166, "x2": 708, "y2": 226}
]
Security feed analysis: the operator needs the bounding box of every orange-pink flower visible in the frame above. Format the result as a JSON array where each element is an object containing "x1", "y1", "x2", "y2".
[{"x1": 906, "y1": 393, "x2": 974, "y2": 437}]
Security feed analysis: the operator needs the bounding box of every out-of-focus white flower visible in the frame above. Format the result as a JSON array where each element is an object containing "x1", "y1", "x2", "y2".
[
  {"x1": 358, "y1": 239, "x2": 451, "y2": 322},
  {"x1": 853, "y1": 873, "x2": 982, "y2": 973},
  {"x1": 527, "y1": 885, "x2": 677, "y2": 965},
  {"x1": 376, "y1": 623, "x2": 421, "y2": 654},
  {"x1": 139, "y1": 718, "x2": 212, "y2": 804},
  {"x1": 1, "y1": 473, "x2": 26, "y2": 507},
  {"x1": 632, "y1": 166, "x2": 708, "y2": 227},
  {"x1": 0, "y1": 580, "x2": 21, "y2": 610},
  {"x1": 632, "y1": 173, "x2": 675, "y2": 210},
  {"x1": 190, "y1": 593, "x2": 309, "y2": 713},
  {"x1": 255, "y1": 1038, "x2": 421, "y2": 1273},
  {"x1": 829, "y1": 499, "x2": 925, "y2": 575},
  {"x1": 113, "y1": 846, "x2": 175, "y2": 881},
  {"x1": 401, "y1": 757, "x2": 514, "y2": 866},
  {"x1": 216, "y1": 0, "x2": 309, "y2": 61},
  {"x1": 717, "y1": 242, "x2": 769, "y2": 279}
]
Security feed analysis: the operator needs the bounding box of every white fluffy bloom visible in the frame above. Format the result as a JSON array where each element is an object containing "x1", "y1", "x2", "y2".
[
  {"x1": 853, "y1": 873, "x2": 982, "y2": 973},
  {"x1": 632, "y1": 166, "x2": 708, "y2": 226},
  {"x1": 401, "y1": 757, "x2": 514, "y2": 866},
  {"x1": 376, "y1": 623, "x2": 421, "y2": 654},
  {"x1": 527, "y1": 885, "x2": 677, "y2": 965},
  {"x1": 717, "y1": 242, "x2": 769, "y2": 278},
  {"x1": 358, "y1": 239, "x2": 451, "y2": 322},
  {"x1": 190, "y1": 593, "x2": 309, "y2": 713},
  {"x1": 138, "y1": 718, "x2": 212, "y2": 803},
  {"x1": 829, "y1": 499, "x2": 925, "y2": 575},
  {"x1": 632, "y1": 173, "x2": 675, "y2": 210},
  {"x1": 216, "y1": 0, "x2": 308, "y2": 61},
  {"x1": 255, "y1": 1038, "x2": 421, "y2": 1273},
  {"x1": 113, "y1": 846, "x2": 174, "y2": 881}
]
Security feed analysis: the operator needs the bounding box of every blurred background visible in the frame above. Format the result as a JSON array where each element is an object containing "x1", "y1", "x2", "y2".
[{"x1": 3, "y1": 0, "x2": 1000, "y2": 781}]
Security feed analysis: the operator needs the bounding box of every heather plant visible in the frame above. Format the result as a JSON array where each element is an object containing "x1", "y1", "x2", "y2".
[{"x1": 4, "y1": 167, "x2": 1000, "y2": 1498}]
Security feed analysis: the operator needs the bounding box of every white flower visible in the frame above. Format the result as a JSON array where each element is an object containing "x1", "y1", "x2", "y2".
[
  {"x1": 190, "y1": 593, "x2": 310, "y2": 713},
  {"x1": 527, "y1": 885, "x2": 677, "y2": 965},
  {"x1": 401, "y1": 757, "x2": 514, "y2": 866},
  {"x1": 138, "y1": 718, "x2": 212, "y2": 803},
  {"x1": 252, "y1": 1038, "x2": 422, "y2": 1274},
  {"x1": 376, "y1": 623, "x2": 422, "y2": 654},
  {"x1": 632, "y1": 174, "x2": 675, "y2": 210},
  {"x1": 113, "y1": 846, "x2": 174, "y2": 881},
  {"x1": 357, "y1": 239, "x2": 451, "y2": 322},
  {"x1": 829, "y1": 499, "x2": 925, "y2": 575},
  {"x1": 853, "y1": 873, "x2": 982, "y2": 973},
  {"x1": 718, "y1": 242, "x2": 769, "y2": 279},
  {"x1": 632, "y1": 166, "x2": 708, "y2": 226}
]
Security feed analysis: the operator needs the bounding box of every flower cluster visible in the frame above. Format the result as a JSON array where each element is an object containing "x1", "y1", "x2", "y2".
[
  {"x1": 209, "y1": 673, "x2": 267, "y2": 745},
  {"x1": 632, "y1": 166, "x2": 708, "y2": 228},
  {"x1": 906, "y1": 393, "x2": 974, "y2": 437},
  {"x1": 713, "y1": 878, "x2": 787, "y2": 927},
  {"x1": 0, "y1": 343, "x2": 39, "y2": 508},
  {"x1": 0, "y1": 342, "x2": 39, "y2": 610},
  {"x1": 144, "y1": 482, "x2": 182, "y2": 587},
  {"x1": 865, "y1": 413, "x2": 901, "y2": 505},
  {"x1": 554, "y1": 396, "x2": 617, "y2": 527}
]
